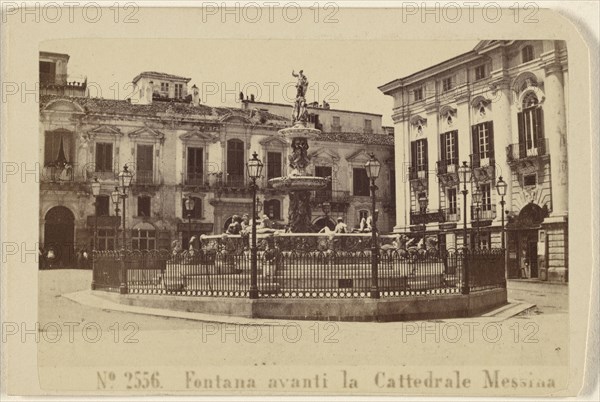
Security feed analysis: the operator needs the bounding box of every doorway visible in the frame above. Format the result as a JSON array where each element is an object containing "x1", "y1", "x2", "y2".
[
  {"x1": 43, "y1": 206, "x2": 75, "y2": 267},
  {"x1": 517, "y1": 229, "x2": 539, "y2": 279}
]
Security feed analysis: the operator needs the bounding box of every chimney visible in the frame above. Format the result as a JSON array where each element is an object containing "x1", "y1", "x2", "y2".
[
  {"x1": 250, "y1": 94, "x2": 255, "y2": 102},
  {"x1": 192, "y1": 84, "x2": 200, "y2": 106}
]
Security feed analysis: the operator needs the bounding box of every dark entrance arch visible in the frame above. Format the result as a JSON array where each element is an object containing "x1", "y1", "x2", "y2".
[
  {"x1": 44, "y1": 206, "x2": 75, "y2": 268},
  {"x1": 313, "y1": 217, "x2": 335, "y2": 232}
]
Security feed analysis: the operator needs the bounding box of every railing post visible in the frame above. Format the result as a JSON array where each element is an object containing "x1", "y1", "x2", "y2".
[
  {"x1": 119, "y1": 249, "x2": 128, "y2": 294},
  {"x1": 90, "y1": 251, "x2": 97, "y2": 290}
]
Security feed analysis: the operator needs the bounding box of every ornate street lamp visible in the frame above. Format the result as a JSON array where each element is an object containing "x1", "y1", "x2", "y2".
[
  {"x1": 365, "y1": 152, "x2": 381, "y2": 299},
  {"x1": 472, "y1": 186, "x2": 482, "y2": 249},
  {"x1": 184, "y1": 194, "x2": 196, "y2": 249},
  {"x1": 495, "y1": 176, "x2": 507, "y2": 249},
  {"x1": 90, "y1": 177, "x2": 101, "y2": 251},
  {"x1": 117, "y1": 165, "x2": 133, "y2": 295},
  {"x1": 247, "y1": 151, "x2": 263, "y2": 299},
  {"x1": 457, "y1": 161, "x2": 472, "y2": 294}
]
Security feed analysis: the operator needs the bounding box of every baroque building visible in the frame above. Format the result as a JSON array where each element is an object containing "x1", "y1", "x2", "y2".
[
  {"x1": 39, "y1": 52, "x2": 394, "y2": 266},
  {"x1": 379, "y1": 40, "x2": 568, "y2": 282}
]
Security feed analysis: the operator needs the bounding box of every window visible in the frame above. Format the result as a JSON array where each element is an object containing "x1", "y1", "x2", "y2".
[
  {"x1": 96, "y1": 229, "x2": 115, "y2": 251},
  {"x1": 353, "y1": 168, "x2": 370, "y2": 196},
  {"x1": 521, "y1": 45, "x2": 534, "y2": 63},
  {"x1": 95, "y1": 195, "x2": 110, "y2": 216},
  {"x1": 264, "y1": 199, "x2": 281, "y2": 220},
  {"x1": 471, "y1": 122, "x2": 494, "y2": 160},
  {"x1": 523, "y1": 174, "x2": 537, "y2": 187},
  {"x1": 44, "y1": 129, "x2": 75, "y2": 166},
  {"x1": 186, "y1": 147, "x2": 204, "y2": 185},
  {"x1": 182, "y1": 197, "x2": 202, "y2": 219},
  {"x1": 137, "y1": 196, "x2": 151, "y2": 217},
  {"x1": 39, "y1": 61, "x2": 56, "y2": 84},
  {"x1": 332, "y1": 116, "x2": 341, "y2": 130},
  {"x1": 475, "y1": 65, "x2": 486, "y2": 80},
  {"x1": 364, "y1": 119, "x2": 372, "y2": 133},
  {"x1": 132, "y1": 229, "x2": 156, "y2": 250},
  {"x1": 440, "y1": 131, "x2": 458, "y2": 164},
  {"x1": 358, "y1": 210, "x2": 369, "y2": 222},
  {"x1": 267, "y1": 152, "x2": 282, "y2": 180},
  {"x1": 136, "y1": 144, "x2": 154, "y2": 184},
  {"x1": 95, "y1": 142, "x2": 113, "y2": 172},
  {"x1": 160, "y1": 82, "x2": 169, "y2": 92},
  {"x1": 413, "y1": 87, "x2": 423, "y2": 101},
  {"x1": 174, "y1": 83, "x2": 183, "y2": 99},
  {"x1": 227, "y1": 139, "x2": 245, "y2": 187},
  {"x1": 442, "y1": 77, "x2": 453, "y2": 92},
  {"x1": 518, "y1": 93, "x2": 544, "y2": 155},
  {"x1": 480, "y1": 183, "x2": 492, "y2": 211},
  {"x1": 411, "y1": 139, "x2": 428, "y2": 171},
  {"x1": 447, "y1": 188, "x2": 457, "y2": 214}
]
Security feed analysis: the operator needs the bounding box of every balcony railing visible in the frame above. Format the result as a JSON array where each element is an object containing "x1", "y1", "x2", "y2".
[
  {"x1": 134, "y1": 170, "x2": 155, "y2": 185},
  {"x1": 410, "y1": 209, "x2": 444, "y2": 225},
  {"x1": 470, "y1": 205, "x2": 497, "y2": 221},
  {"x1": 469, "y1": 153, "x2": 495, "y2": 169},
  {"x1": 312, "y1": 190, "x2": 351, "y2": 204},
  {"x1": 226, "y1": 175, "x2": 247, "y2": 188},
  {"x1": 408, "y1": 166, "x2": 428, "y2": 181},
  {"x1": 441, "y1": 207, "x2": 461, "y2": 223},
  {"x1": 182, "y1": 172, "x2": 206, "y2": 187},
  {"x1": 436, "y1": 159, "x2": 459, "y2": 175},
  {"x1": 507, "y1": 138, "x2": 549, "y2": 163}
]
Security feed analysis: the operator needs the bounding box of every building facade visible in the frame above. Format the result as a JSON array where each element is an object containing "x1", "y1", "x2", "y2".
[
  {"x1": 39, "y1": 53, "x2": 394, "y2": 267},
  {"x1": 379, "y1": 40, "x2": 568, "y2": 282}
]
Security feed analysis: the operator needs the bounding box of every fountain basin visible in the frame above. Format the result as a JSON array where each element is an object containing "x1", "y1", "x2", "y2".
[
  {"x1": 278, "y1": 125, "x2": 322, "y2": 142},
  {"x1": 269, "y1": 176, "x2": 329, "y2": 191}
]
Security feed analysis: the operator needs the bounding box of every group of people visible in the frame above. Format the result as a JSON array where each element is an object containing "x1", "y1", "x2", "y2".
[{"x1": 225, "y1": 214, "x2": 279, "y2": 235}]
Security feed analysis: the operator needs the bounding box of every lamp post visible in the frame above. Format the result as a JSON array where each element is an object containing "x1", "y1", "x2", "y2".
[
  {"x1": 495, "y1": 176, "x2": 507, "y2": 249},
  {"x1": 184, "y1": 195, "x2": 196, "y2": 248},
  {"x1": 457, "y1": 161, "x2": 472, "y2": 294},
  {"x1": 472, "y1": 186, "x2": 482, "y2": 249},
  {"x1": 247, "y1": 151, "x2": 263, "y2": 299},
  {"x1": 118, "y1": 165, "x2": 134, "y2": 250},
  {"x1": 365, "y1": 153, "x2": 381, "y2": 299},
  {"x1": 90, "y1": 177, "x2": 101, "y2": 251},
  {"x1": 117, "y1": 165, "x2": 133, "y2": 295},
  {"x1": 111, "y1": 187, "x2": 121, "y2": 249}
]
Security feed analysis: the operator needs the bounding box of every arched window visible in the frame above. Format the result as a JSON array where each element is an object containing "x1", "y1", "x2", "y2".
[
  {"x1": 517, "y1": 93, "x2": 544, "y2": 157},
  {"x1": 227, "y1": 139, "x2": 245, "y2": 187}
]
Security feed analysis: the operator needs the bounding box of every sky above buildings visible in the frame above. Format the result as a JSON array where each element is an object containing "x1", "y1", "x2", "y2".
[{"x1": 41, "y1": 38, "x2": 478, "y2": 125}]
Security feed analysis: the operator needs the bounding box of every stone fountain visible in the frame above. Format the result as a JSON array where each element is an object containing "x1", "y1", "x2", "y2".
[{"x1": 268, "y1": 70, "x2": 329, "y2": 232}]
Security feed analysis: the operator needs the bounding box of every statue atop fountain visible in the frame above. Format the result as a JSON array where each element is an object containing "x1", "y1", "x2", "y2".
[{"x1": 268, "y1": 70, "x2": 329, "y2": 233}]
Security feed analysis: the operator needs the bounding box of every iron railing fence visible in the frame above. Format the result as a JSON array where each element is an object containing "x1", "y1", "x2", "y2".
[{"x1": 92, "y1": 240, "x2": 505, "y2": 298}]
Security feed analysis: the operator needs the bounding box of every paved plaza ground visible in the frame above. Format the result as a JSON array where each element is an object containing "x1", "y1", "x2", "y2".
[{"x1": 36, "y1": 269, "x2": 568, "y2": 372}]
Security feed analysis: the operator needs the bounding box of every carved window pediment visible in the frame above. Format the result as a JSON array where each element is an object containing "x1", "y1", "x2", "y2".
[
  {"x1": 345, "y1": 149, "x2": 371, "y2": 165},
  {"x1": 179, "y1": 129, "x2": 219, "y2": 144},
  {"x1": 128, "y1": 126, "x2": 165, "y2": 143},
  {"x1": 87, "y1": 125, "x2": 123, "y2": 140}
]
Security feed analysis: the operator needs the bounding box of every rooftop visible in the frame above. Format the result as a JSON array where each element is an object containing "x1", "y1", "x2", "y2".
[{"x1": 132, "y1": 71, "x2": 192, "y2": 83}]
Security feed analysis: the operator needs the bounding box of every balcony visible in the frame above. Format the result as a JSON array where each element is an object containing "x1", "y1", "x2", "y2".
[
  {"x1": 507, "y1": 138, "x2": 549, "y2": 165},
  {"x1": 441, "y1": 207, "x2": 461, "y2": 223},
  {"x1": 469, "y1": 153, "x2": 495, "y2": 182},
  {"x1": 225, "y1": 175, "x2": 247, "y2": 188},
  {"x1": 87, "y1": 215, "x2": 120, "y2": 228},
  {"x1": 408, "y1": 166, "x2": 428, "y2": 181},
  {"x1": 436, "y1": 160, "x2": 459, "y2": 186},
  {"x1": 134, "y1": 170, "x2": 156, "y2": 186},
  {"x1": 182, "y1": 172, "x2": 207, "y2": 187},
  {"x1": 470, "y1": 205, "x2": 497, "y2": 223},
  {"x1": 410, "y1": 209, "x2": 443, "y2": 225},
  {"x1": 312, "y1": 190, "x2": 351, "y2": 204}
]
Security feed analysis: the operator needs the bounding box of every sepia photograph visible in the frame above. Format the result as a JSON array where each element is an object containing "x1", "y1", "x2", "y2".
[{"x1": 1, "y1": 2, "x2": 598, "y2": 400}]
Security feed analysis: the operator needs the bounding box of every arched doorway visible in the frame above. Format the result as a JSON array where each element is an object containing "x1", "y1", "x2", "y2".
[
  {"x1": 506, "y1": 203, "x2": 549, "y2": 279},
  {"x1": 44, "y1": 206, "x2": 75, "y2": 267}
]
